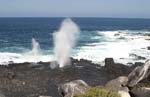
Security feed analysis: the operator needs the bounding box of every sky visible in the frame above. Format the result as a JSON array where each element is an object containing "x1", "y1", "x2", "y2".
[{"x1": 0, "y1": 0, "x2": 149, "y2": 18}]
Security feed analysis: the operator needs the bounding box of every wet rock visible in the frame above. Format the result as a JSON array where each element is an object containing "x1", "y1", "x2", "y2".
[
  {"x1": 147, "y1": 46, "x2": 150, "y2": 50},
  {"x1": 58, "y1": 80, "x2": 89, "y2": 97},
  {"x1": 49, "y1": 61, "x2": 59, "y2": 69},
  {"x1": 104, "y1": 58, "x2": 132, "y2": 76},
  {"x1": 105, "y1": 58, "x2": 115, "y2": 67},
  {"x1": 79, "y1": 58, "x2": 92, "y2": 64},
  {"x1": 114, "y1": 33, "x2": 120, "y2": 36},
  {"x1": 130, "y1": 62, "x2": 144, "y2": 71},
  {"x1": 118, "y1": 37, "x2": 126, "y2": 40},
  {"x1": 144, "y1": 33, "x2": 150, "y2": 37},
  {"x1": 128, "y1": 60, "x2": 150, "y2": 87},
  {"x1": 127, "y1": 62, "x2": 133, "y2": 66},
  {"x1": 145, "y1": 38, "x2": 150, "y2": 40},
  {"x1": 134, "y1": 62, "x2": 144, "y2": 67},
  {"x1": 129, "y1": 53, "x2": 146, "y2": 60}
]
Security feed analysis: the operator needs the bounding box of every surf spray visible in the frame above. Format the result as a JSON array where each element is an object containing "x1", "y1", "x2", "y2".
[{"x1": 53, "y1": 18, "x2": 80, "y2": 68}]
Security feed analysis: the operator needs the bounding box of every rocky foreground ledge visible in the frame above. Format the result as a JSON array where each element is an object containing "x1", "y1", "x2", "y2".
[{"x1": 0, "y1": 58, "x2": 149, "y2": 97}]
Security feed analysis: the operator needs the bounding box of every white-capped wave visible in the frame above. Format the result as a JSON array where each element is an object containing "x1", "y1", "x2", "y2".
[
  {"x1": 73, "y1": 30, "x2": 150, "y2": 65},
  {"x1": 0, "y1": 52, "x2": 53, "y2": 65},
  {"x1": 0, "y1": 38, "x2": 54, "y2": 65},
  {"x1": 1, "y1": 30, "x2": 150, "y2": 66}
]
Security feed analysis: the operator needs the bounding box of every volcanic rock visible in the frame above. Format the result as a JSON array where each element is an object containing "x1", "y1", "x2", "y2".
[
  {"x1": 128, "y1": 60, "x2": 150, "y2": 87},
  {"x1": 0, "y1": 58, "x2": 134, "y2": 97},
  {"x1": 105, "y1": 76, "x2": 129, "y2": 92},
  {"x1": 144, "y1": 33, "x2": 150, "y2": 37},
  {"x1": 4, "y1": 72, "x2": 15, "y2": 79},
  {"x1": 147, "y1": 46, "x2": 150, "y2": 50},
  {"x1": 118, "y1": 37, "x2": 126, "y2": 40},
  {"x1": 129, "y1": 54, "x2": 146, "y2": 60},
  {"x1": 130, "y1": 86, "x2": 150, "y2": 97},
  {"x1": 104, "y1": 58, "x2": 132, "y2": 76},
  {"x1": 58, "y1": 80, "x2": 89, "y2": 97},
  {"x1": 114, "y1": 33, "x2": 120, "y2": 36}
]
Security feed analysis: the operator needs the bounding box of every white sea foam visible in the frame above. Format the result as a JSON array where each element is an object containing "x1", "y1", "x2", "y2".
[
  {"x1": 0, "y1": 38, "x2": 53, "y2": 65},
  {"x1": 0, "y1": 52, "x2": 53, "y2": 65},
  {"x1": 73, "y1": 30, "x2": 150, "y2": 65},
  {"x1": 0, "y1": 30, "x2": 150, "y2": 65}
]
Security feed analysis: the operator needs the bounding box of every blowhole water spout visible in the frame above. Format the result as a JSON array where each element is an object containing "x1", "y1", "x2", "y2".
[{"x1": 53, "y1": 18, "x2": 80, "y2": 68}]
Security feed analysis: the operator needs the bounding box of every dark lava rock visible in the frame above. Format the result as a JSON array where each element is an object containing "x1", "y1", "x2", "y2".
[
  {"x1": 147, "y1": 46, "x2": 150, "y2": 50},
  {"x1": 105, "y1": 58, "x2": 115, "y2": 67},
  {"x1": 129, "y1": 54, "x2": 146, "y2": 60},
  {"x1": 133, "y1": 62, "x2": 144, "y2": 68},
  {"x1": 118, "y1": 37, "x2": 126, "y2": 40},
  {"x1": 114, "y1": 33, "x2": 120, "y2": 36},
  {"x1": 144, "y1": 33, "x2": 150, "y2": 37},
  {"x1": 4, "y1": 72, "x2": 15, "y2": 79},
  {"x1": 0, "y1": 58, "x2": 133, "y2": 97},
  {"x1": 104, "y1": 58, "x2": 132, "y2": 77}
]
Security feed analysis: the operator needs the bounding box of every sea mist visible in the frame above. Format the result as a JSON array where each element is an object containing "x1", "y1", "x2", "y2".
[
  {"x1": 24, "y1": 38, "x2": 42, "y2": 63},
  {"x1": 53, "y1": 18, "x2": 80, "y2": 68},
  {"x1": 31, "y1": 38, "x2": 41, "y2": 56}
]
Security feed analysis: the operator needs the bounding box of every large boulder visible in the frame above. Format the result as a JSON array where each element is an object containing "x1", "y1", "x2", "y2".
[
  {"x1": 105, "y1": 76, "x2": 129, "y2": 92},
  {"x1": 130, "y1": 87, "x2": 150, "y2": 97},
  {"x1": 105, "y1": 76, "x2": 130, "y2": 97},
  {"x1": 128, "y1": 60, "x2": 150, "y2": 87},
  {"x1": 127, "y1": 60, "x2": 150, "y2": 97},
  {"x1": 58, "y1": 80, "x2": 89, "y2": 97}
]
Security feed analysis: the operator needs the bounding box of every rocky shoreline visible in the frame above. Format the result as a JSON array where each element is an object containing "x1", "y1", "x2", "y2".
[{"x1": 0, "y1": 58, "x2": 149, "y2": 97}]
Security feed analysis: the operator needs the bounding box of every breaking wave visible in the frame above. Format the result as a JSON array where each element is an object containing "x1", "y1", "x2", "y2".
[{"x1": 0, "y1": 30, "x2": 150, "y2": 65}]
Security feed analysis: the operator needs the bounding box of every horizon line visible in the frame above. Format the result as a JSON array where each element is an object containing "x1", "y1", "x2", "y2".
[{"x1": 0, "y1": 16, "x2": 150, "y2": 20}]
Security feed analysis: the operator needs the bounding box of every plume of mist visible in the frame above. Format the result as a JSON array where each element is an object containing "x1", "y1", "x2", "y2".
[
  {"x1": 31, "y1": 38, "x2": 41, "y2": 56},
  {"x1": 24, "y1": 38, "x2": 42, "y2": 63},
  {"x1": 53, "y1": 18, "x2": 80, "y2": 68}
]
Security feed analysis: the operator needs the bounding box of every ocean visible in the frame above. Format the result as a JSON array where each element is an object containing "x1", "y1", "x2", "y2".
[{"x1": 0, "y1": 17, "x2": 150, "y2": 65}]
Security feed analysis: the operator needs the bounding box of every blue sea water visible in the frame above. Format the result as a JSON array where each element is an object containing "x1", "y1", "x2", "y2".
[{"x1": 0, "y1": 17, "x2": 150, "y2": 65}]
